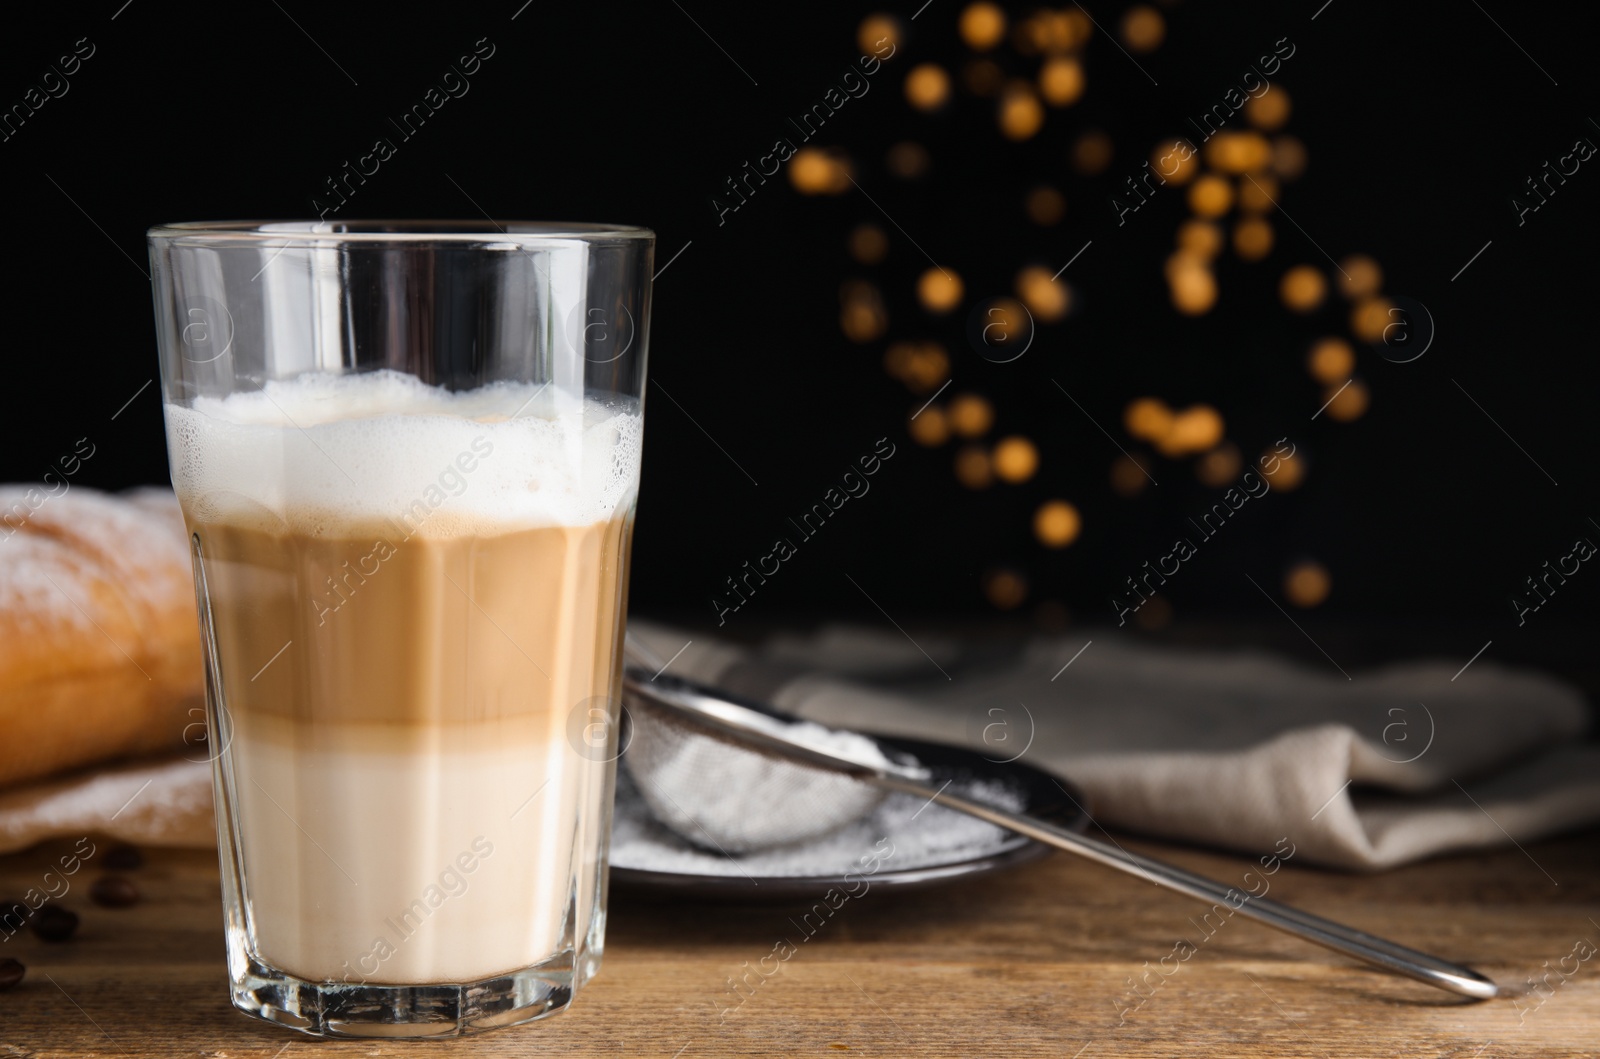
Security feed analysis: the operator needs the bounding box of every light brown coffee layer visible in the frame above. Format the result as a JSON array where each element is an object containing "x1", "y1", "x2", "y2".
[{"x1": 193, "y1": 518, "x2": 632, "y2": 728}]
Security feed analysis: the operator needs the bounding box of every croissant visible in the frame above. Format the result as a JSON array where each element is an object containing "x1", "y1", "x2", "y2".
[{"x1": 0, "y1": 485, "x2": 202, "y2": 789}]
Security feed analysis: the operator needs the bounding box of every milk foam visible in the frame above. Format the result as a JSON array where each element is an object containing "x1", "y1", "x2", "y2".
[{"x1": 166, "y1": 371, "x2": 642, "y2": 537}]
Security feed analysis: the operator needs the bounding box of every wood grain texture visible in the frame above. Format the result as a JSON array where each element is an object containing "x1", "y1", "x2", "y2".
[{"x1": 0, "y1": 830, "x2": 1595, "y2": 1057}]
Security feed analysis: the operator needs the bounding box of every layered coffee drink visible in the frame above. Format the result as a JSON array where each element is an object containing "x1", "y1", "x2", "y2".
[{"x1": 167, "y1": 371, "x2": 641, "y2": 986}]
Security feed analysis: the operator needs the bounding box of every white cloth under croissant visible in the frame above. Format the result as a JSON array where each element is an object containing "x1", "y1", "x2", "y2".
[{"x1": 3, "y1": 623, "x2": 1595, "y2": 869}]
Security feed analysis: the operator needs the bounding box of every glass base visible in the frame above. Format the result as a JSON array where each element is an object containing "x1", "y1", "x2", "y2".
[{"x1": 230, "y1": 953, "x2": 575, "y2": 1038}]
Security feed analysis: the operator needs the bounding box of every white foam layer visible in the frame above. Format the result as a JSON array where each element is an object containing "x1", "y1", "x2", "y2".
[{"x1": 166, "y1": 371, "x2": 642, "y2": 536}]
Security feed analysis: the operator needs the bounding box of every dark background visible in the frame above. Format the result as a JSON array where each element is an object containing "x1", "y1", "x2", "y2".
[{"x1": 2, "y1": 1, "x2": 1595, "y2": 674}]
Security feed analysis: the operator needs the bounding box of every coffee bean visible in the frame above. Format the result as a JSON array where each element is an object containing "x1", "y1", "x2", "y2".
[
  {"x1": 103, "y1": 844, "x2": 143, "y2": 871},
  {"x1": 90, "y1": 876, "x2": 140, "y2": 908},
  {"x1": 0, "y1": 957, "x2": 23, "y2": 990},
  {"x1": 30, "y1": 906, "x2": 78, "y2": 942}
]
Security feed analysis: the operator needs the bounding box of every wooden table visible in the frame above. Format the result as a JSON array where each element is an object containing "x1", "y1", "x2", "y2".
[{"x1": 1, "y1": 831, "x2": 1595, "y2": 1057}]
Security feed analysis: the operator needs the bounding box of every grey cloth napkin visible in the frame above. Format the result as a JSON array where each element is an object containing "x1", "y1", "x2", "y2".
[{"x1": 629, "y1": 622, "x2": 1599, "y2": 870}]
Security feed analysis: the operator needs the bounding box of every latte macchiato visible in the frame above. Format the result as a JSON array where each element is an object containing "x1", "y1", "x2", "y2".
[{"x1": 168, "y1": 371, "x2": 641, "y2": 985}]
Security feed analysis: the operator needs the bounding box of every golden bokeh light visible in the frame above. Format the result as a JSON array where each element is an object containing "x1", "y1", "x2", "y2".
[
  {"x1": 948, "y1": 392, "x2": 995, "y2": 437},
  {"x1": 1244, "y1": 86, "x2": 1291, "y2": 130},
  {"x1": 1169, "y1": 263, "x2": 1218, "y2": 315},
  {"x1": 982, "y1": 568, "x2": 1029, "y2": 610},
  {"x1": 1187, "y1": 174, "x2": 1234, "y2": 218},
  {"x1": 857, "y1": 13, "x2": 901, "y2": 55},
  {"x1": 1157, "y1": 405, "x2": 1225, "y2": 457},
  {"x1": 848, "y1": 223, "x2": 888, "y2": 264},
  {"x1": 992, "y1": 435, "x2": 1040, "y2": 483},
  {"x1": 1151, "y1": 139, "x2": 1200, "y2": 186},
  {"x1": 1272, "y1": 135, "x2": 1308, "y2": 181},
  {"x1": 1205, "y1": 131, "x2": 1273, "y2": 174},
  {"x1": 1178, "y1": 220, "x2": 1224, "y2": 259},
  {"x1": 1026, "y1": 185, "x2": 1066, "y2": 225},
  {"x1": 963, "y1": 59, "x2": 1005, "y2": 96},
  {"x1": 885, "y1": 141, "x2": 931, "y2": 179},
  {"x1": 884, "y1": 340, "x2": 951, "y2": 393},
  {"x1": 1125, "y1": 397, "x2": 1173, "y2": 440},
  {"x1": 1015, "y1": 265, "x2": 1071, "y2": 322},
  {"x1": 1233, "y1": 216, "x2": 1274, "y2": 260},
  {"x1": 1339, "y1": 254, "x2": 1383, "y2": 299},
  {"x1": 789, "y1": 147, "x2": 852, "y2": 195},
  {"x1": 1034, "y1": 500, "x2": 1081, "y2": 548},
  {"x1": 1120, "y1": 6, "x2": 1165, "y2": 52},
  {"x1": 1284, "y1": 561, "x2": 1330, "y2": 607},
  {"x1": 955, "y1": 444, "x2": 994, "y2": 489},
  {"x1": 839, "y1": 281, "x2": 887, "y2": 343},
  {"x1": 1268, "y1": 448, "x2": 1305, "y2": 490},
  {"x1": 960, "y1": 2, "x2": 1008, "y2": 50},
  {"x1": 999, "y1": 81, "x2": 1046, "y2": 140},
  {"x1": 1196, "y1": 443, "x2": 1242, "y2": 487},
  {"x1": 1307, "y1": 338, "x2": 1354, "y2": 384},
  {"x1": 1111, "y1": 453, "x2": 1153, "y2": 496},
  {"x1": 904, "y1": 63, "x2": 951, "y2": 111},
  {"x1": 917, "y1": 268, "x2": 964, "y2": 313},
  {"x1": 1325, "y1": 377, "x2": 1370, "y2": 422},
  {"x1": 1039, "y1": 56, "x2": 1085, "y2": 106},
  {"x1": 1073, "y1": 129, "x2": 1113, "y2": 174},
  {"x1": 1237, "y1": 172, "x2": 1278, "y2": 212},
  {"x1": 1279, "y1": 265, "x2": 1326, "y2": 312},
  {"x1": 1351, "y1": 296, "x2": 1395, "y2": 342},
  {"x1": 908, "y1": 405, "x2": 950, "y2": 446}
]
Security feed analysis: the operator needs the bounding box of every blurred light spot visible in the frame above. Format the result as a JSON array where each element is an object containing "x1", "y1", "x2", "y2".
[
  {"x1": 1026, "y1": 185, "x2": 1066, "y2": 225},
  {"x1": 1177, "y1": 219, "x2": 1223, "y2": 259},
  {"x1": 1205, "y1": 131, "x2": 1272, "y2": 174},
  {"x1": 849, "y1": 223, "x2": 889, "y2": 264},
  {"x1": 1151, "y1": 139, "x2": 1199, "y2": 186},
  {"x1": 1039, "y1": 57, "x2": 1085, "y2": 106},
  {"x1": 885, "y1": 340, "x2": 951, "y2": 393},
  {"x1": 982, "y1": 568, "x2": 1029, "y2": 610},
  {"x1": 1073, "y1": 129, "x2": 1114, "y2": 174},
  {"x1": 1307, "y1": 338, "x2": 1354, "y2": 384},
  {"x1": 1120, "y1": 5, "x2": 1165, "y2": 52},
  {"x1": 789, "y1": 147, "x2": 852, "y2": 195},
  {"x1": 918, "y1": 268, "x2": 964, "y2": 313},
  {"x1": 1187, "y1": 174, "x2": 1234, "y2": 218},
  {"x1": 1325, "y1": 377, "x2": 1370, "y2": 422},
  {"x1": 1156, "y1": 405, "x2": 1225, "y2": 457},
  {"x1": 1169, "y1": 263, "x2": 1218, "y2": 315},
  {"x1": 955, "y1": 444, "x2": 994, "y2": 489},
  {"x1": 948, "y1": 392, "x2": 995, "y2": 437},
  {"x1": 1135, "y1": 594, "x2": 1172, "y2": 630},
  {"x1": 1272, "y1": 135, "x2": 1308, "y2": 181},
  {"x1": 1268, "y1": 448, "x2": 1305, "y2": 490},
  {"x1": 905, "y1": 63, "x2": 951, "y2": 110},
  {"x1": 1196, "y1": 443, "x2": 1242, "y2": 487},
  {"x1": 1124, "y1": 397, "x2": 1173, "y2": 441},
  {"x1": 858, "y1": 13, "x2": 901, "y2": 55},
  {"x1": 1244, "y1": 85, "x2": 1291, "y2": 130},
  {"x1": 1284, "y1": 561, "x2": 1330, "y2": 607},
  {"x1": 1339, "y1": 254, "x2": 1383, "y2": 299},
  {"x1": 1233, "y1": 217, "x2": 1273, "y2": 260},
  {"x1": 1034, "y1": 500, "x2": 1081, "y2": 547},
  {"x1": 1042, "y1": 11, "x2": 1086, "y2": 53},
  {"x1": 1015, "y1": 265, "x2": 1071, "y2": 322},
  {"x1": 1279, "y1": 265, "x2": 1326, "y2": 312},
  {"x1": 963, "y1": 58, "x2": 1005, "y2": 96},
  {"x1": 908, "y1": 404, "x2": 950, "y2": 446},
  {"x1": 1350, "y1": 296, "x2": 1395, "y2": 342},
  {"x1": 839, "y1": 281, "x2": 888, "y2": 343},
  {"x1": 1110, "y1": 453, "x2": 1152, "y2": 496},
  {"x1": 1237, "y1": 172, "x2": 1278, "y2": 212},
  {"x1": 885, "y1": 141, "x2": 931, "y2": 179},
  {"x1": 960, "y1": 2, "x2": 1008, "y2": 50},
  {"x1": 999, "y1": 81, "x2": 1045, "y2": 140},
  {"x1": 993, "y1": 436, "x2": 1040, "y2": 483}
]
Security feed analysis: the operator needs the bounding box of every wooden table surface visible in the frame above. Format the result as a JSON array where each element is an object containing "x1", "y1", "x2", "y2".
[{"x1": 1, "y1": 831, "x2": 1595, "y2": 1058}]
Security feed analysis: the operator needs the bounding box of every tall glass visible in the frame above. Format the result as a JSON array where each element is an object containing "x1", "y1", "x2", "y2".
[{"x1": 148, "y1": 221, "x2": 652, "y2": 1038}]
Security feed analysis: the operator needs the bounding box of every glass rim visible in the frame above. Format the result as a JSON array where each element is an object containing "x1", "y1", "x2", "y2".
[{"x1": 147, "y1": 219, "x2": 655, "y2": 245}]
